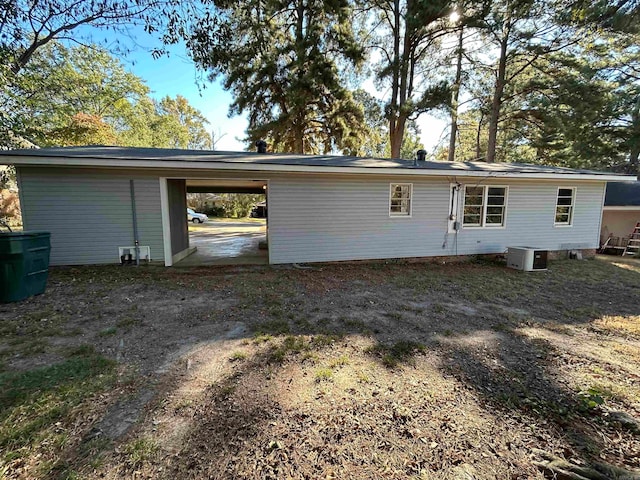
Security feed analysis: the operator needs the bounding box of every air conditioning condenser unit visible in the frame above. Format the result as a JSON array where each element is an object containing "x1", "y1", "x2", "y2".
[{"x1": 507, "y1": 246, "x2": 547, "y2": 271}]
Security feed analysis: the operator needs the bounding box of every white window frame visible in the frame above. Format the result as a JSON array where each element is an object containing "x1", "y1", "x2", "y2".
[
  {"x1": 389, "y1": 183, "x2": 413, "y2": 217},
  {"x1": 461, "y1": 185, "x2": 508, "y2": 228},
  {"x1": 554, "y1": 186, "x2": 576, "y2": 227}
]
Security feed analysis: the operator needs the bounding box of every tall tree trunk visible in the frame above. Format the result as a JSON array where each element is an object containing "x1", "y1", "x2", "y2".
[
  {"x1": 390, "y1": 118, "x2": 403, "y2": 159},
  {"x1": 389, "y1": 0, "x2": 402, "y2": 159},
  {"x1": 294, "y1": 122, "x2": 305, "y2": 153},
  {"x1": 476, "y1": 111, "x2": 485, "y2": 160},
  {"x1": 293, "y1": 0, "x2": 306, "y2": 154},
  {"x1": 486, "y1": 30, "x2": 509, "y2": 163},
  {"x1": 448, "y1": 26, "x2": 464, "y2": 162},
  {"x1": 392, "y1": 6, "x2": 412, "y2": 160},
  {"x1": 390, "y1": 115, "x2": 407, "y2": 159},
  {"x1": 629, "y1": 96, "x2": 640, "y2": 175}
]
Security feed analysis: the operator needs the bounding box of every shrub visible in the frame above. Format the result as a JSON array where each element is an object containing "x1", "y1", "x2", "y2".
[{"x1": 0, "y1": 189, "x2": 21, "y2": 226}]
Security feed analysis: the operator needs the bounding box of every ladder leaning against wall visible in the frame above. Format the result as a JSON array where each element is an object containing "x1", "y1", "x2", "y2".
[{"x1": 623, "y1": 222, "x2": 640, "y2": 256}]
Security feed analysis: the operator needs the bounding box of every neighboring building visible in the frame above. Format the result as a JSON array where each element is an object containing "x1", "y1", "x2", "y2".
[
  {"x1": 0, "y1": 146, "x2": 633, "y2": 266},
  {"x1": 600, "y1": 181, "x2": 640, "y2": 250}
]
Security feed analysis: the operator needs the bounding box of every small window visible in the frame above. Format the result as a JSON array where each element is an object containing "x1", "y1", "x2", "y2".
[
  {"x1": 390, "y1": 184, "x2": 412, "y2": 216},
  {"x1": 463, "y1": 185, "x2": 507, "y2": 227},
  {"x1": 555, "y1": 187, "x2": 575, "y2": 226}
]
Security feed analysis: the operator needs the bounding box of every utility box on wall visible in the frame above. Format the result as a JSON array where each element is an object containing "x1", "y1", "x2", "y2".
[{"x1": 507, "y1": 247, "x2": 548, "y2": 271}]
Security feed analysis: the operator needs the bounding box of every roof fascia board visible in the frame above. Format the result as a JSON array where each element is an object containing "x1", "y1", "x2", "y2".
[{"x1": 6, "y1": 155, "x2": 634, "y2": 182}]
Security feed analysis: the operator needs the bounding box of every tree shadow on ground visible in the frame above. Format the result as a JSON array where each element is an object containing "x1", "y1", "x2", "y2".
[
  {"x1": 4, "y1": 257, "x2": 640, "y2": 478},
  {"x1": 439, "y1": 328, "x2": 640, "y2": 478}
]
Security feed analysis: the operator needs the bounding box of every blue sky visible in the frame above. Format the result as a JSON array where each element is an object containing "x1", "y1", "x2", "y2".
[
  {"x1": 83, "y1": 26, "x2": 445, "y2": 154},
  {"x1": 85, "y1": 26, "x2": 249, "y2": 151}
]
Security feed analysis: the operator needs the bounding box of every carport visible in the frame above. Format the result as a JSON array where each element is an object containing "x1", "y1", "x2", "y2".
[{"x1": 160, "y1": 178, "x2": 268, "y2": 266}]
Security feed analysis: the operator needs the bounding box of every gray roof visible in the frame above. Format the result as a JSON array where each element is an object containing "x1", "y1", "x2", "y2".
[
  {"x1": 0, "y1": 145, "x2": 633, "y2": 179},
  {"x1": 605, "y1": 181, "x2": 640, "y2": 206}
]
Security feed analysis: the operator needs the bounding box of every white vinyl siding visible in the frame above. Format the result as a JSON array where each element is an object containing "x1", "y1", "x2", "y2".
[
  {"x1": 16, "y1": 166, "x2": 605, "y2": 266},
  {"x1": 17, "y1": 167, "x2": 163, "y2": 265},
  {"x1": 267, "y1": 177, "x2": 604, "y2": 264},
  {"x1": 555, "y1": 187, "x2": 575, "y2": 226},
  {"x1": 389, "y1": 183, "x2": 412, "y2": 216}
]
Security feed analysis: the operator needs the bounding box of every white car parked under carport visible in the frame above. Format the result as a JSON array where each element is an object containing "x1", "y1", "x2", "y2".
[{"x1": 187, "y1": 208, "x2": 208, "y2": 223}]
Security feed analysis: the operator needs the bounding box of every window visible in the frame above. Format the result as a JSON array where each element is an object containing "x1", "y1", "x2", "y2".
[
  {"x1": 555, "y1": 187, "x2": 575, "y2": 226},
  {"x1": 390, "y1": 184, "x2": 412, "y2": 216},
  {"x1": 462, "y1": 185, "x2": 507, "y2": 227}
]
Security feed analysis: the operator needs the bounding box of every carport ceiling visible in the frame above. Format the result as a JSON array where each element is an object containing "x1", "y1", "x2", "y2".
[{"x1": 186, "y1": 179, "x2": 266, "y2": 194}]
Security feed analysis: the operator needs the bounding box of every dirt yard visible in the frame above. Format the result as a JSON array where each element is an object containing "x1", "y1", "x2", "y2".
[{"x1": 1, "y1": 256, "x2": 639, "y2": 479}]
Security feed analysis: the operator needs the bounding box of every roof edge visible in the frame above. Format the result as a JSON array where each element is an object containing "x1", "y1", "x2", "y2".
[{"x1": 4, "y1": 154, "x2": 635, "y2": 182}]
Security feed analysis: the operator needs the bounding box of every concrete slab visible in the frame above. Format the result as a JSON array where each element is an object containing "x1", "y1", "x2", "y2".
[{"x1": 176, "y1": 220, "x2": 268, "y2": 266}]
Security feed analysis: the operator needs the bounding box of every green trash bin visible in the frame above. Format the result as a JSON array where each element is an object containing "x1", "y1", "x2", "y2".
[{"x1": 0, "y1": 231, "x2": 51, "y2": 303}]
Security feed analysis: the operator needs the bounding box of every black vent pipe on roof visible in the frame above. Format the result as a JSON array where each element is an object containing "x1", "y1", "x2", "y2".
[
  {"x1": 416, "y1": 149, "x2": 427, "y2": 162},
  {"x1": 256, "y1": 140, "x2": 267, "y2": 153}
]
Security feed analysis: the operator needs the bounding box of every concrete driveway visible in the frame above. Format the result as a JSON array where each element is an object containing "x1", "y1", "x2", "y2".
[{"x1": 178, "y1": 219, "x2": 268, "y2": 266}]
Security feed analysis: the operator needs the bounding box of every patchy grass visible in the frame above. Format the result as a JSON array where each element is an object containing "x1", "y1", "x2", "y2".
[
  {"x1": 268, "y1": 335, "x2": 308, "y2": 363},
  {"x1": 115, "y1": 316, "x2": 141, "y2": 330},
  {"x1": 366, "y1": 340, "x2": 426, "y2": 368},
  {"x1": 0, "y1": 352, "x2": 116, "y2": 476},
  {"x1": 252, "y1": 333, "x2": 274, "y2": 344},
  {"x1": 314, "y1": 368, "x2": 334, "y2": 382},
  {"x1": 328, "y1": 355, "x2": 350, "y2": 368},
  {"x1": 0, "y1": 307, "x2": 66, "y2": 338},
  {"x1": 122, "y1": 437, "x2": 159, "y2": 469},
  {"x1": 310, "y1": 333, "x2": 342, "y2": 348},
  {"x1": 98, "y1": 327, "x2": 117, "y2": 337},
  {"x1": 254, "y1": 319, "x2": 290, "y2": 336},
  {"x1": 1, "y1": 256, "x2": 640, "y2": 478},
  {"x1": 229, "y1": 351, "x2": 247, "y2": 362},
  {"x1": 64, "y1": 344, "x2": 96, "y2": 357}
]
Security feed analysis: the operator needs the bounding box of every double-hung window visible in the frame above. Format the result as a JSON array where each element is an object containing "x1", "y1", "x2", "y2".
[
  {"x1": 554, "y1": 187, "x2": 575, "y2": 226},
  {"x1": 389, "y1": 184, "x2": 412, "y2": 216},
  {"x1": 462, "y1": 185, "x2": 507, "y2": 227}
]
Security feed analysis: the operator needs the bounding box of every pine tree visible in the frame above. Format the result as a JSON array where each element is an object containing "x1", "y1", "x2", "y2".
[{"x1": 188, "y1": 0, "x2": 366, "y2": 154}]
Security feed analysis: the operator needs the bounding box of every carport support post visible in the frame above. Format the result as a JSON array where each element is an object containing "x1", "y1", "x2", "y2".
[{"x1": 159, "y1": 178, "x2": 173, "y2": 266}]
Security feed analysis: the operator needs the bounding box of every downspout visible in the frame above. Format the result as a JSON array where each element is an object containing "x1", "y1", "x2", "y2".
[{"x1": 130, "y1": 179, "x2": 140, "y2": 266}]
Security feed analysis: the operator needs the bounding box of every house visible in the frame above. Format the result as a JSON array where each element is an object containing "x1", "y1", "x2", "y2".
[
  {"x1": 600, "y1": 181, "x2": 640, "y2": 251},
  {"x1": 0, "y1": 146, "x2": 634, "y2": 266}
]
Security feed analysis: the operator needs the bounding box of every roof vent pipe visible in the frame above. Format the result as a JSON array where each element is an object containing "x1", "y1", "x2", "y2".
[
  {"x1": 416, "y1": 149, "x2": 427, "y2": 162},
  {"x1": 256, "y1": 140, "x2": 267, "y2": 153}
]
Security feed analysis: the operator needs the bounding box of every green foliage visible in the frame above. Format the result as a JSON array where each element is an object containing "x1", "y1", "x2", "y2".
[
  {"x1": 1, "y1": 42, "x2": 212, "y2": 150},
  {"x1": 155, "y1": 95, "x2": 212, "y2": 149},
  {"x1": 432, "y1": 0, "x2": 640, "y2": 173},
  {"x1": 214, "y1": 194, "x2": 265, "y2": 218},
  {"x1": 368, "y1": 0, "x2": 455, "y2": 157},
  {"x1": 188, "y1": 0, "x2": 366, "y2": 154},
  {"x1": 348, "y1": 90, "x2": 425, "y2": 159},
  {"x1": 577, "y1": 387, "x2": 607, "y2": 411},
  {"x1": 0, "y1": 0, "x2": 184, "y2": 76}
]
